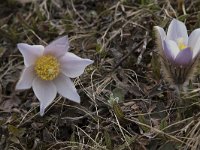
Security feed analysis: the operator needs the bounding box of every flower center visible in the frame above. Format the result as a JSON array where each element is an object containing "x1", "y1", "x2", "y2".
[
  {"x1": 34, "y1": 55, "x2": 60, "y2": 80},
  {"x1": 177, "y1": 38, "x2": 187, "y2": 50}
]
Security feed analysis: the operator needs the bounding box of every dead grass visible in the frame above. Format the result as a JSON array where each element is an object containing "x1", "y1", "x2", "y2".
[{"x1": 0, "y1": 0, "x2": 200, "y2": 149}]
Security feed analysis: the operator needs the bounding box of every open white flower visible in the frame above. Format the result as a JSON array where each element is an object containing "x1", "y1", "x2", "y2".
[{"x1": 16, "y1": 36, "x2": 93, "y2": 116}]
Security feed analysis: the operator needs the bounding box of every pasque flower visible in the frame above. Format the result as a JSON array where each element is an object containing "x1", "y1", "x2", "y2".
[
  {"x1": 154, "y1": 19, "x2": 200, "y2": 86},
  {"x1": 16, "y1": 36, "x2": 93, "y2": 116}
]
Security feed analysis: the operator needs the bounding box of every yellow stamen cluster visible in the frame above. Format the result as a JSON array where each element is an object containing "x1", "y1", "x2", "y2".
[
  {"x1": 177, "y1": 38, "x2": 187, "y2": 50},
  {"x1": 34, "y1": 55, "x2": 60, "y2": 80}
]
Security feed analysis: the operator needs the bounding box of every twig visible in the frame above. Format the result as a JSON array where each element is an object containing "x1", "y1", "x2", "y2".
[{"x1": 113, "y1": 40, "x2": 143, "y2": 71}]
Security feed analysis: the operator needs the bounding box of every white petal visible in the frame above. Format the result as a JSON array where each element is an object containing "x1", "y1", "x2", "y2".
[
  {"x1": 163, "y1": 39, "x2": 180, "y2": 62},
  {"x1": 188, "y1": 29, "x2": 200, "y2": 58},
  {"x1": 16, "y1": 66, "x2": 36, "y2": 90},
  {"x1": 167, "y1": 19, "x2": 188, "y2": 45},
  {"x1": 54, "y1": 74, "x2": 80, "y2": 103},
  {"x1": 154, "y1": 26, "x2": 166, "y2": 42},
  {"x1": 17, "y1": 43, "x2": 44, "y2": 67},
  {"x1": 44, "y1": 36, "x2": 69, "y2": 58},
  {"x1": 60, "y1": 52, "x2": 94, "y2": 78},
  {"x1": 32, "y1": 78, "x2": 57, "y2": 116}
]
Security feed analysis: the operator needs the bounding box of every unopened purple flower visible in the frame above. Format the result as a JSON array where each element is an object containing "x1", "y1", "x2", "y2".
[
  {"x1": 155, "y1": 19, "x2": 200, "y2": 67},
  {"x1": 16, "y1": 36, "x2": 93, "y2": 116}
]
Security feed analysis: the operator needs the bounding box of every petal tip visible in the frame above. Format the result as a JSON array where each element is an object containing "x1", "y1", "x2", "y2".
[
  {"x1": 17, "y1": 43, "x2": 23, "y2": 47},
  {"x1": 171, "y1": 18, "x2": 182, "y2": 24},
  {"x1": 68, "y1": 91, "x2": 80, "y2": 103},
  {"x1": 73, "y1": 96, "x2": 80, "y2": 103},
  {"x1": 15, "y1": 85, "x2": 20, "y2": 91},
  {"x1": 15, "y1": 83, "x2": 22, "y2": 90},
  {"x1": 67, "y1": 90, "x2": 80, "y2": 103},
  {"x1": 15, "y1": 82, "x2": 31, "y2": 91},
  {"x1": 40, "y1": 105, "x2": 45, "y2": 116},
  {"x1": 77, "y1": 96, "x2": 81, "y2": 103},
  {"x1": 154, "y1": 26, "x2": 160, "y2": 30},
  {"x1": 17, "y1": 43, "x2": 27, "y2": 50},
  {"x1": 87, "y1": 59, "x2": 94, "y2": 65}
]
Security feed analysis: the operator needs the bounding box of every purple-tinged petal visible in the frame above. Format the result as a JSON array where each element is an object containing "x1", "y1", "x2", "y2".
[
  {"x1": 163, "y1": 40, "x2": 180, "y2": 62},
  {"x1": 154, "y1": 26, "x2": 166, "y2": 50},
  {"x1": 167, "y1": 19, "x2": 188, "y2": 45},
  {"x1": 154, "y1": 26, "x2": 166, "y2": 42},
  {"x1": 32, "y1": 77, "x2": 57, "y2": 116},
  {"x1": 188, "y1": 29, "x2": 200, "y2": 58},
  {"x1": 17, "y1": 43, "x2": 44, "y2": 67},
  {"x1": 16, "y1": 66, "x2": 36, "y2": 90},
  {"x1": 44, "y1": 36, "x2": 69, "y2": 58},
  {"x1": 60, "y1": 52, "x2": 94, "y2": 78},
  {"x1": 174, "y1": 47, "x2": 192, "y2": 66},
  {"x1": 53, "y1": 74, "x2": 80, "y2": 103}
]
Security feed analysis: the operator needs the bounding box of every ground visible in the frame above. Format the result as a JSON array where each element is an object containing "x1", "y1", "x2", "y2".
[{"x1": 0, "y1": 0, "x2": 200, "y2": 150}]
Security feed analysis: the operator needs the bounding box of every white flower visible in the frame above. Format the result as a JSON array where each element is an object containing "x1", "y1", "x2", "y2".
[
  {"x1": 16, "y1": 36, "x2": 93, "y2": 116},
  {"x1": 155, "y1": 19, "x2": 200, "y2": 66}
]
